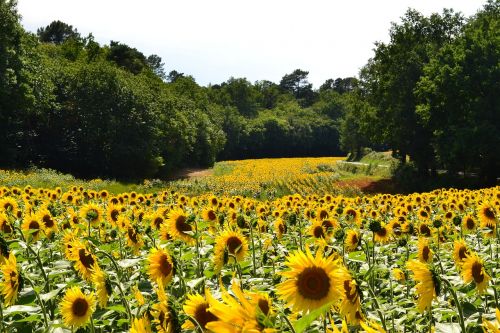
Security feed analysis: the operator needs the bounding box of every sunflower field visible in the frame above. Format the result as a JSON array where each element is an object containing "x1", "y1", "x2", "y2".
[{"x1": 0, "y1": 183, "x2": 498, "y2": 332}]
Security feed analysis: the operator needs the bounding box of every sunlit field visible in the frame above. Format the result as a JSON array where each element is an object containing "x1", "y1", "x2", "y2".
[{"x1": 0, "y1": 178, "x2": 498, "y2": 332}]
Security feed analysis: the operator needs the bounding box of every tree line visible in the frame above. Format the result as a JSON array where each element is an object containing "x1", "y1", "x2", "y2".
[{"x1": 0, "y1": 0, "x2": 498, "y2": 183}]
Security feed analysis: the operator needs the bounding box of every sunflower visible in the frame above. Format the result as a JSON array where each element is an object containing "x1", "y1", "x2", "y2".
[
  {"x1": 418, "y1": 222, "x2": 432, "y2": 237},
  {"x1": 0, "y1": 253, "x2": 22, "y2": 306},
  {"x1": 106, "y1": 204, "x2": 122, "y2": 226},
  {"x1": 0, "y1": 197, "x2": 18, "y2": 216},
  {"x1": 417, "y1": 238, "x2": 433, "y2": 263},
  {"x1": 147, "y1": 247, "x2": 175, "y2": 285},
  {"x1": 126, "y1": 226, "x2": 144, "y2": 254},
  {"x1": 309, "y1": 221, "x2": 327, "y2": 240},
  {"x1": 205, "y1": 280, "x2": 276, "y2": 333},
  {"x1": 274, "y1": 218, "x2": 286, "y2": 239},
  {"x1": 482, "y1": 308, "x2": 500, "y2": 333},
  {"x1": 0, "y1": 212, "x2": 12, "y2": 234},
  {"x1": 70, "y1": 241, "x2": 99, "y2": 281},
  {"x1": 165, "y1": 209, "x2": 194, "y2": 244},
  {"x1": 392, "y1": 268, "x2": 406, "y2": 283},
  {"x1": 130, "y1": 316, "x2": 153, "y2": 333},
  {"x1": 59, "y1": 286, "x2": 96, "y2": 328},
  {"x1": 374, "y1": 223, "x2": 391, "y2": 243},
  {"x1": 360, "y1": 320, "x2": 387, "y2": 333},
  {"x1": 150, "y1": 281, "x2": 179, "y2": 333},
  {"x1": 133, "y1": 284, "x2": 145, "y2": 306},
  {"x1": 334, "y1": 265, "x2": 362, "y2": 325},
  {"x1": 79, "y1": 203, "x2": 103, "y2": 226},
  {"x1": 344, "y1": 230, "x2": 360, "y2": 252},
  {"x1": 452, "y1": 239, "x2": 469, "y2": 267},
  {"x1": 462, "y1": 215, "x2": 476, "y2": 233},
  {"x1": 461, "y1": 252, "x2": 490, "y2": 294},
  {"x1": 478, "y1": 202, "x2": 497, "y2": 228},
  {"x1": 213, "y1": 229, "x2": 249, "y2": 272},
  {"x1": 406, "y1": 260, "x2": 438, "y2": 313},
  {"x1": 91, "y1": 267, "x2": 112, "y2": 308},
  {"x1": 277, "y1": 248, "x2": 342, "y2": 313},
  {"x1": 344, "y1": 207, "x2": 361, "y2": 226},
  {"x1": 182, "y1": 293, "x2": 218, "y2": 331},
  {"x1": 37, "y1": 208, "x2": 58, "y2": 236},
  {"x1": 21, "y1": 213, "x2": 44, "y2": 242},
  {"x1": 202, "y1": 207, "x2": 218, "y2": 223}
]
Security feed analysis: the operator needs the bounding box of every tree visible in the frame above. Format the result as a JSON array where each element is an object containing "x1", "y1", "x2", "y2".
[
  {"x1": 167, "y1": 70, "x2": 184, "y2": 82},
  {"x1": 320, "y1": 77, "x2": 359, "y2": 94},
  {"x1": 106, "y1": 41, "x2": 147, "y2": 74},
  {"x1": 362, "y1": 8, "x2": 464, "y2": 174},
  {"x1": 279, "y1": 69, "x2": 317, "y2": 107},
  {"x1": 37, "y1": 20, "x2": 80, "y2": 44},
  {"x1": 146, "y1": 54, "x2": 166, "y2": 79},
  {"x1": 416, "y1": 0, "x2": 500, "y2": 183},
  {"x1": 0, "y1": 0, "x2": 27, "y2": 166}
]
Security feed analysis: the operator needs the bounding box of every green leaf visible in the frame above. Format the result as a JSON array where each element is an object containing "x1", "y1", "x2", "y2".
[
  {"x1": 118, "y1": 258, "x2": 142, "y2": 268},
  {"x1": 293, "y1": 301, "x2": 334, "y2": 333},
  {"x1": 187, "y1": 277, "x2": 205, "y2": 289},
  {"x1": 3, "y1": 305, "x2": 40, "y2": 316}
]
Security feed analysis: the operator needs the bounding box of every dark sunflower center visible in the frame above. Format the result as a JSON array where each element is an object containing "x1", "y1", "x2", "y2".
[
  {"x1": 226, "y1": 236, "x2": 243, "y2": 254},
  {"x1": 458, "y1": 247, "x2": 468, "y2": 261},
  {"x1": 2, "y1": 222, "x2": 12, "y2": 233},
  {"x1": 376, "y1": 227, "x2": 387, "y2": 237},
  {"x1": 322, "y1": 220, "x2": 333, "y2": 230},
  {"x1": 159, "y1": 254, "x2": 173, "y2": 277},
  {"x1": 175, "y1": 215, "x2": 192, "y2": 232},
  {"x1": 343, "y1": 280, "x2": 358, "y2": 302},
  {"x1": 154, "y1": 217, "x2": 163, "y2": 229},
  {"x1": 420, "y1": 224, "x2": 431, "y2": 236},
  {"x1": 278, "y1": 223, "x2": 286, "y2": 234},
  {"x1": 194, "y1": 303, "x2": 218, "y2": 328},
  {"x1": 483, "y1": 208, "x2": 495, "y2": 220},
  {"x1": 72, "y1": 298, "x2": 89, "y2": 317},
  {"x1": 313, "y1": 226, "x2": 325, "y2": 238},
  {"x1": 258, "y1": 298, "x2": 270, "y2": 315},
  {"x1": 29, "y1": 221, "x2": 40, "y2": 230},
  {"x1": 42, "y1": 215, "x2": 54, "y2": 228},
  {"x1": 471, "y1": 262, "x2": 484, "y2": 284},
  {"x1": 296, "y1": 266, "x2": 330, "y2": 300},
  {"x1": 78, "y1": 249, "x2": 95, "y2": 268},
  {"x1": 128, "y1": 228, "x2": 138, "y2": 243},
  {"x1": 466, "y1": 218, "x2": 475, "y2": 229},
  {"x1": 319, "y1": 210, "x2": 328, "y2": 220},
  {"x1": 422, "y1": 246, "x2": 430, "y2": 262},
  {"x1": 4, "y1": 203, "x2": 13, "y2": 211},
  {"x1": 350, "y1": 234, "x2": 358, "y2": 245},
  {"x1": 346, "y1": 210, "x2": 356, "y2": 219},
  {"x1": 110, "y1": 210, "x2": 119, "y2": 222},
  {"x1": 207, "y1": 211, "x2": 216, "y2": 221},
  {"x1": 445, "y1": 212, "x2": 452, "y2": 219}
]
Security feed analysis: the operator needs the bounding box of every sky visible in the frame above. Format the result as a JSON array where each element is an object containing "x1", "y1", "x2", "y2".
[{"x1": 18, "y1": 0, "x2": 486, "y2": 88}]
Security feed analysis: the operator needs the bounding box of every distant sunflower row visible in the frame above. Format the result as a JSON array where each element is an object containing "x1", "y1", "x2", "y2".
[{"x1": 0, "y1": 184, "x2": 498, "y2": 332}]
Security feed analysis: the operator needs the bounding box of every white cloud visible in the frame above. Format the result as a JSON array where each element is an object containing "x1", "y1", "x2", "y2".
[{"x1": 18, "y1": 0, "x2": 486, "y2": 87}]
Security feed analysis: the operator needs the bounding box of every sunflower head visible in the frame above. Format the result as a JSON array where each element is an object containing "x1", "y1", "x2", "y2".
[
  {"x1": 182, "y1": 293, "x2": 218, "y2": 330},
  {"x1": 461, "y1": 252, "x2": 490, "y2": 294},
  {"x1": 213, "y1": 229, "x2": 249, "y2": 272},
  {"x1": 59, "y1": 286, "x2": 96, "y2": 328},
  {"x1": 277, "y1": 248, "x2": 341, "y2": 313},
  {"x1": 0, "y1": 253, "x2": 23, "y2": 306},
  {"x1": 148, "y1": 247, "x2": 175, "y2": 286}
]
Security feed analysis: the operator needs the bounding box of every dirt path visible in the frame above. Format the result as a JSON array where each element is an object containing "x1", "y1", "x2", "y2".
[{"x1": 167, "y1": 168, "x2": 213, "y2": 180}]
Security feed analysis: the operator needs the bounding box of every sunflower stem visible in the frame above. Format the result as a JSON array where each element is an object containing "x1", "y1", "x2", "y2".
[
  {"x1": 281, "y1": 312, "x2": 297, "y2": 333},
  {"x1": 112, "y1": 280, "x2": 132, "y2": 322},
  {"x1": 366, "y1": 282, "x2": 387, "y2": 331},
  {"x1": 25, "y1": 277, "x2": 49, "y2": 331},
  {"x1": 90, "y1": 312, "x2": 96, "y2": 333},
  {"x1": 249, "y1": 218, "x2": 257, "y2": 276},
  {"x1": 297, "y1": 216, "x2": 303, "y2": 251},
  {"x1": 0, "y1": 299, "x2": 5, "y2": 333},
  {"x1": 95, "y1": 250, "x2": 123, "y2": 282},
  {"x1": 14, "y1": 228, "x2": 50, "y2": 292},
  {"x1": 427, "y1": 306, "x2": 433, "y2": 333},
  {"x1": 441, "y1": 278, "x2": 466, "y2": 333}
]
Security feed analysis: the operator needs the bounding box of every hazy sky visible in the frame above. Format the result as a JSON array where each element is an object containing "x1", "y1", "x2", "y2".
[{"x1": 18, "y1": 0, "x2": 486, "y2": 87}]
